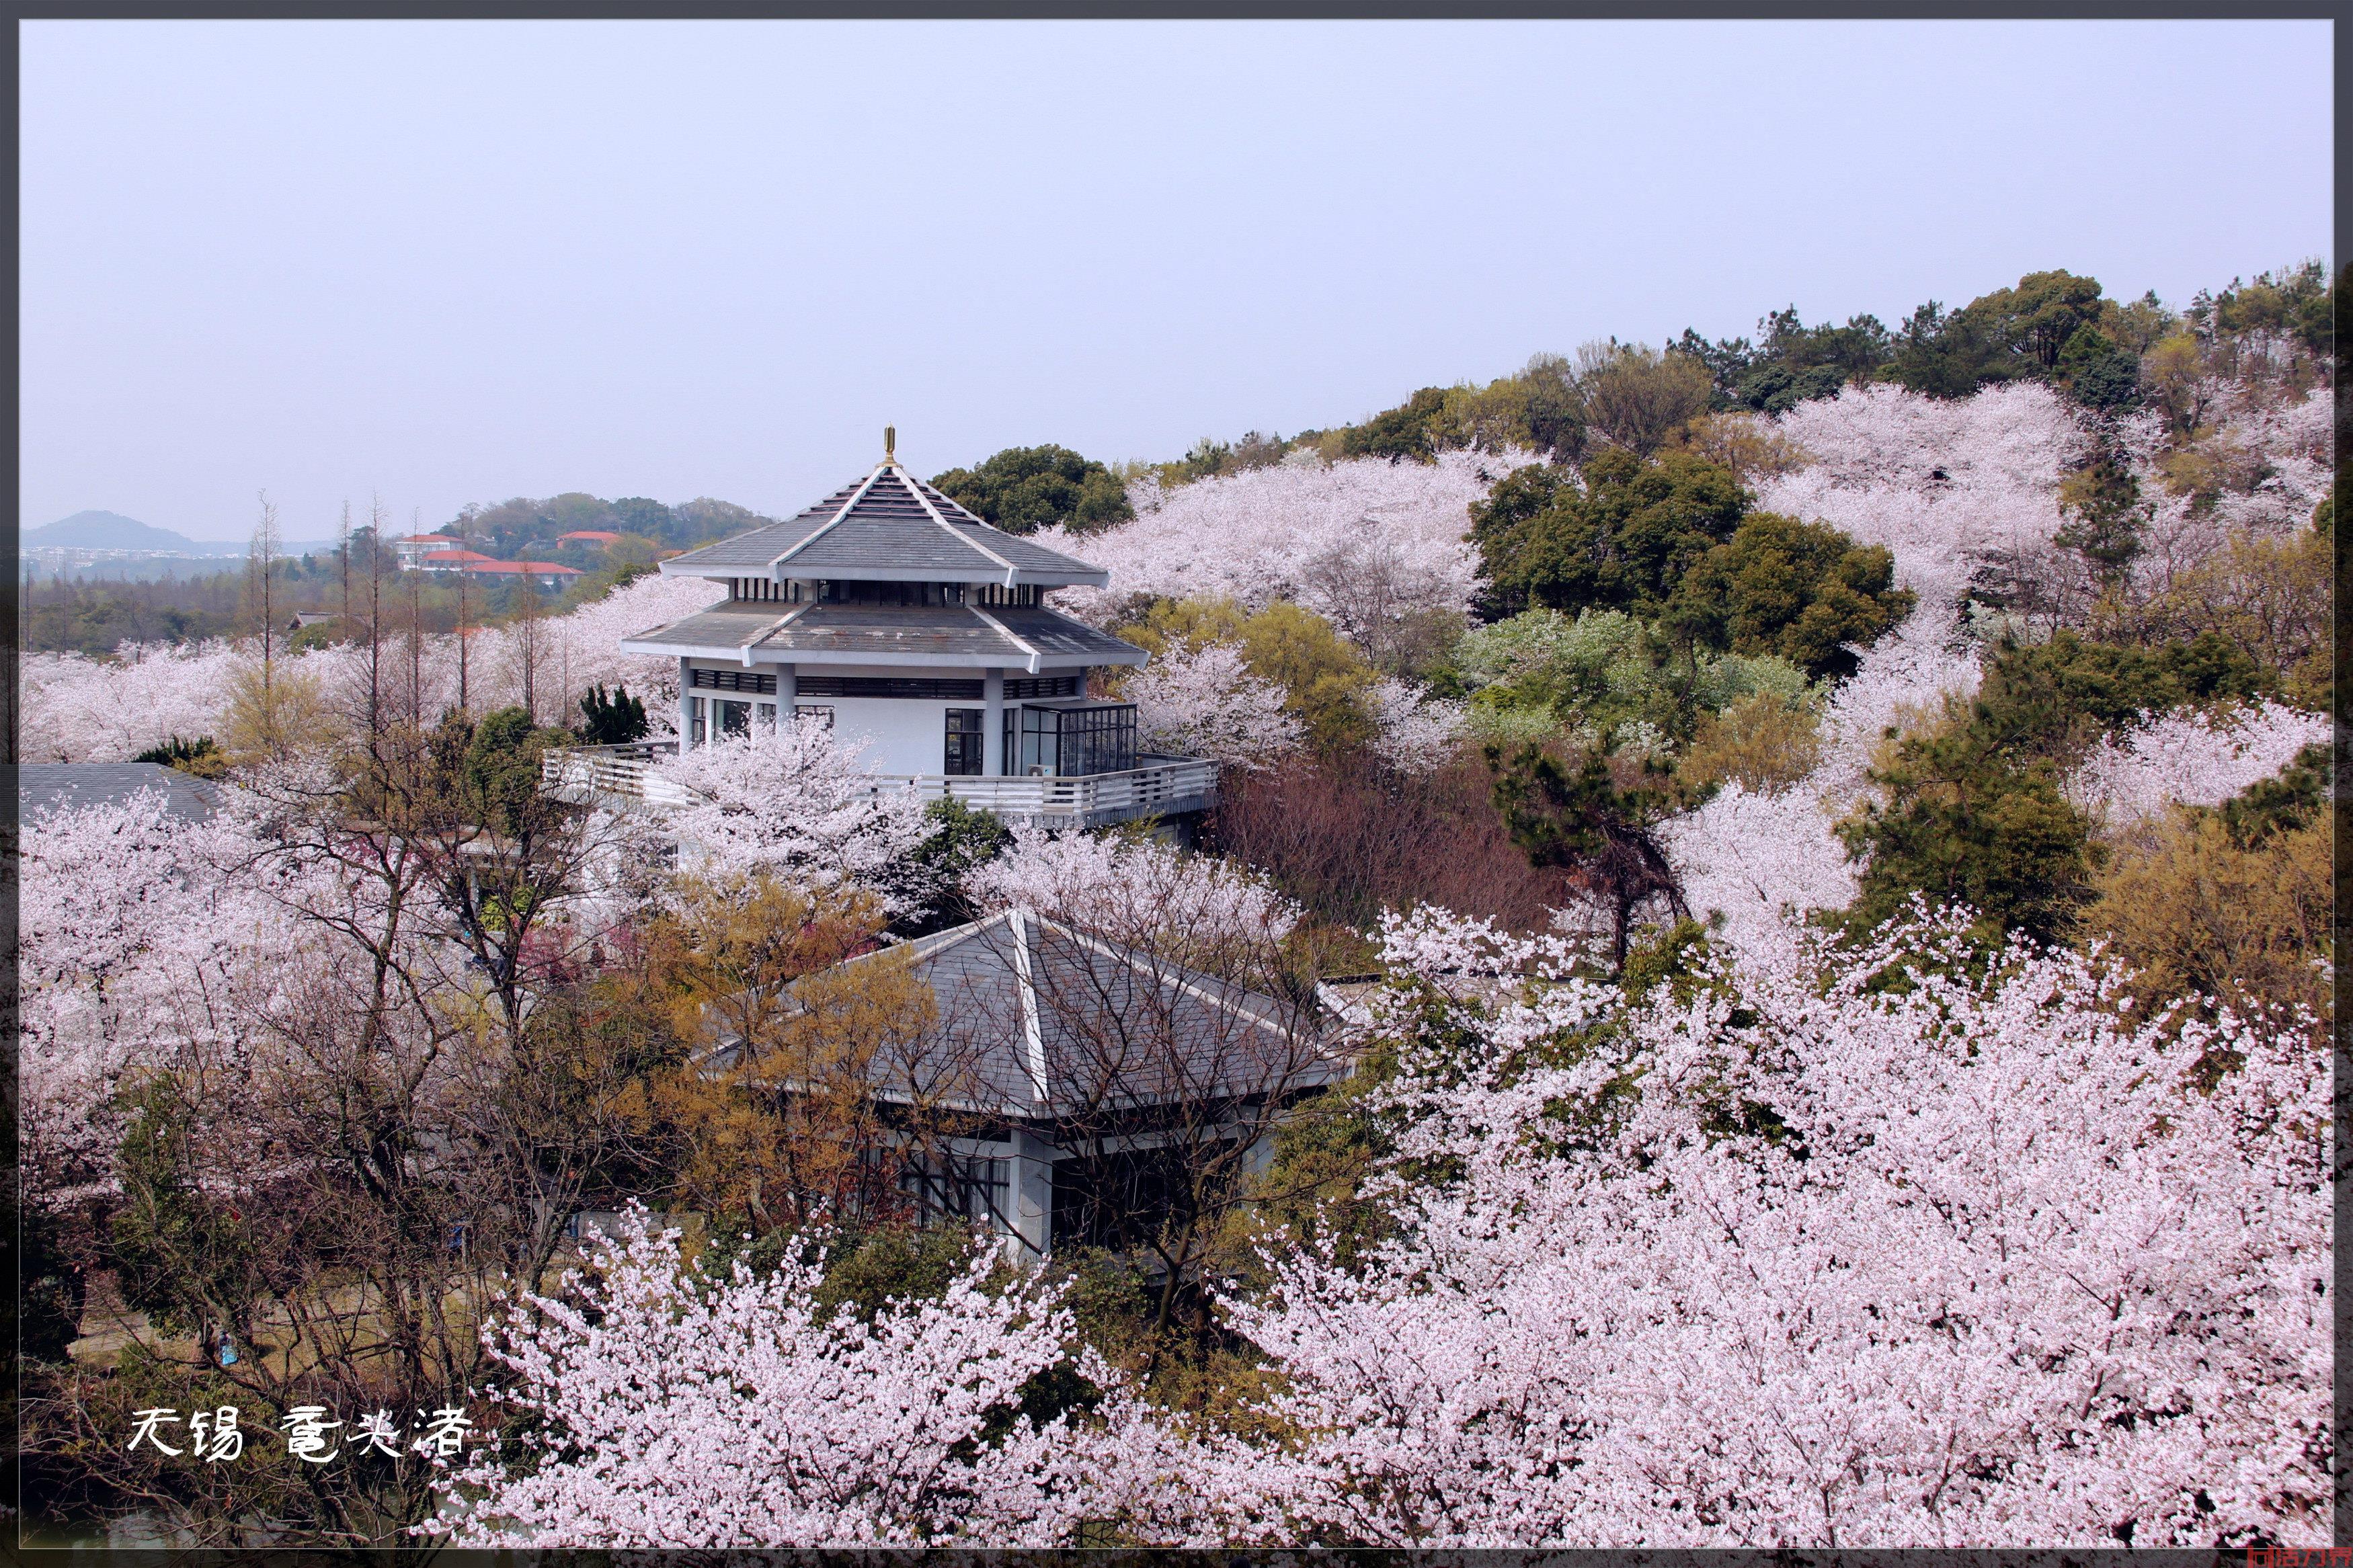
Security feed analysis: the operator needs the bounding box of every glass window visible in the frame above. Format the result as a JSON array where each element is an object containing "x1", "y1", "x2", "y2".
[
  {"x1": 795, "y1": 705, "x2": 834, "y2": 731},
  {"x1": 944, "y1": 708, "x2": 984, "y2": 776},
  {"x1": 1011, "y1": 702, "x2": 1137, "y2": 777},
  {"x1": 716, "y1": 699, "x2": 750, "y2": 738}
]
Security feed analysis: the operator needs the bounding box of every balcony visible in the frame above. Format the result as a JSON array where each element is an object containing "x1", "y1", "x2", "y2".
[{"x1": 541, "y1": 742, "x2": 1218, "y2": 828}]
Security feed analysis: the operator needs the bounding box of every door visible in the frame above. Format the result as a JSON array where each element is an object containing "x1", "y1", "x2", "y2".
[{"x1": 944, "y1": 708, "x2": 984, "y2": 776}]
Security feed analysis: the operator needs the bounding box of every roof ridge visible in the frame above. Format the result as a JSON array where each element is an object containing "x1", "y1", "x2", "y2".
[
  {"x1": 968, "y1": 602, "x2": 1043, "y2": 673},
  {"x1": 893, "y1": 462, "x2": 1020, "y2": 584},
  {"x1": 770, "y1": 461, "x2": 893, "y2": 573}
]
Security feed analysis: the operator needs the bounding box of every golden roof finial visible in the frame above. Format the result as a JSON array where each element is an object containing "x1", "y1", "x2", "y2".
[{"x1": 885, "y1": 424, "x2": 897, "y2": 463}]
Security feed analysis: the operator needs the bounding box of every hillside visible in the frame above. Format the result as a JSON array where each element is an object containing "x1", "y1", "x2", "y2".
[{"x1": 26, "y1": 510, "x2": 208, "y2": 552}]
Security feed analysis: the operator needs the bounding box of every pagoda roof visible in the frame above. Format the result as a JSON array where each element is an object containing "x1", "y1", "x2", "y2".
[
  {"x1": 619, "y1": 599, "x2": 1146, "y2": 672},
  {"x1": 701, "y1": 909, "x2": 1337, "y2": 1122},
  {"x1": 660, "y1": 458, "x2": 1111, "y2": 588}
]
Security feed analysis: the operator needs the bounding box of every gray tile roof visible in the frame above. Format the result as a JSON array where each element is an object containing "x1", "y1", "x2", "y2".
[
  {"x1": 797, "y1": 911, "x2": 1339, "y2": 1122},
  {"x1": 660, "y1": 462, "x2": 1112, "y2": 587},
  {"x1": 696, "y1": 908, "x2": 1339, "y2": 1119},
  {"x1": 620, "y1": 602, "x2": 1147, "y2": 668},
  {"x1": 19, "y1": 763, "x2": 239, "y2": 823}
]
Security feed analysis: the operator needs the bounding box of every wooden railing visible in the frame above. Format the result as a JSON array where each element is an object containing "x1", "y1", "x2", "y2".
[{"x1": 543, "y1": 743, "x2": 1218, "y2": 823}]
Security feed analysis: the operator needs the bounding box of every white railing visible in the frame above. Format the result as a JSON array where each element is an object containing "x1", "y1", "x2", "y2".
[
  {"x1": 543, "y1": 744, "x2": 1217, "y2": 823},
  {"x1": 541, "y1": 742, "x2": 697, "y2": 808}
]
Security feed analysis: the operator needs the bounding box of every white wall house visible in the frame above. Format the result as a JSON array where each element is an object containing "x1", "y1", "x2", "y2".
[{"x1": 579, "y1": 436, "x2": 1214, "y2": 828}]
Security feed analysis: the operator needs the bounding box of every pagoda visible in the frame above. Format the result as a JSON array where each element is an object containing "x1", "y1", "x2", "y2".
[{"x1": 553, "y1": 434, "x2": 1214, "y2": 828}]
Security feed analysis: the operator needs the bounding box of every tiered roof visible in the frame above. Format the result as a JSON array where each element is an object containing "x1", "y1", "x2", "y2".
[
  {"x1": 660, "y1": 458, "x2": 1109, "y2": 588},
  {"x1": 625, "y1": 444, "x2": 1140, "y2": 670}
]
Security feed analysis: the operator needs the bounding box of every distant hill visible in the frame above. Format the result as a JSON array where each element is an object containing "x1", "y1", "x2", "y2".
[
  {"x1": 27, "y1": 510, "x2": 205, "y2": 552},
  {"x1": 24, "y1": 510, "x2": 339, "y2": 557}
]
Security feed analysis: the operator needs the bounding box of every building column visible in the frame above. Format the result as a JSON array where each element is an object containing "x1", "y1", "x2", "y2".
[
  {"x1": 779, "y1": 663, "x2": 797, "y2": 718},
  {"x1": 676, "y1": 658, "x2": 696, "y2": 749},
  {"x1": 984, "y1": 667, "x2": 1005, "y2": 775},
  {"x1": 1008, "y1": 1126, "x2": 1055, "y2": 1262}
]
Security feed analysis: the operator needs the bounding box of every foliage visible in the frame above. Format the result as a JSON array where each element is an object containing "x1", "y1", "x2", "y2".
[
  {"x1": 2083, "y1": 800, "x2": 2329, "y2": 1033},
  {"x1": 132, "y1": 733, "x2": 227, "y2": 778},
  {"x1": 575, "y1": 682, "x2": 648, "y2": 745},
  {"x1": 1471, "y1": 448, "x2": 1748, "y2": 621},
  {"x1": 638, "y1": 876, "x2": 942, "y2": 1239},
  {"x1": 932, "y1": 444, "x2": 1133, "y2": 536},
  {"x1": 1451, "y1": 606, "x2": 1812, "y2": 753},
  {"x1": 1674, "y1": 691, "x2": 1821, "y2": 794},
  {"x1": 1667, "y1": 511, "x2": 1913, "y2": 677},
  {"x1": 1489, "y1": 741, "x2": 1691, "y2": 969},
  {"x1": 1673, "y1": 304, "x2": 1892, "y2": 414},
  {"x1": 895, "y1": 797, "x2": 1012, "y2": 936},
  {"x1": 1570, "y1": 339, "x2": 1714, "y2": 455},
  {"x1": 1207, "y1": 753, "x2": 1579, "y2": 936}
]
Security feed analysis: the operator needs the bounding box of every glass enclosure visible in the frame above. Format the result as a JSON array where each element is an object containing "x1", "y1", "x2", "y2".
[{"x1": 1007, "y1": 700, "x2": 1138, "y2": 777}]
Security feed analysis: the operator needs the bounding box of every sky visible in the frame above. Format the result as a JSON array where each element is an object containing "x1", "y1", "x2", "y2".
[{"x1": 19, "y1": 18, "x2": 2334, "y2": 543}]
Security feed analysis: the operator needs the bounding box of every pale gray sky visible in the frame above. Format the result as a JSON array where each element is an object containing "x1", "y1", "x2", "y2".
[{"x1": 20, "y1": 18, "x2": 2333, "y2": 542}]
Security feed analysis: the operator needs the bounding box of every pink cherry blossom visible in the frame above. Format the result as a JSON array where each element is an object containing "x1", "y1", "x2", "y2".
[
  {"x1": 2065, "y1": 700, "x2": 2328, "y2": 831},
  {"x1": 965, "y1": 820, "x2": 1300, "y2": 944},
  {"x1": 648, "y1": 718, "x2": 932, "y2": 911},
  {"x1": 426, "y1": 1208, "x2": 1117, "y2": 1547},
  {"x1": 1043, "y1": 450, "x2": 1519, "y2": 634},
  {"x1": 1121, "y1": 638, "x2": 1302, "y2": 769},
  {"x1": 1107, "y1": 905, "x2": 2331, "y2": 1549}
]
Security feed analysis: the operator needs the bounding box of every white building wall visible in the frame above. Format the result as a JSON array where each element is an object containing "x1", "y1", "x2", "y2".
[{"x1": 804, "y1": 695, "x2": 965, "y2": 775}]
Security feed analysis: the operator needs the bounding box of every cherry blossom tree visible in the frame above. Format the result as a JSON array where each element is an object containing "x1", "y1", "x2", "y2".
[
  {"x1": 16, "y1": 787, "x2": 296, "y2": 1202},
  {"x1": 1113, "y1": 904, "x2": 2329, "y2": 1549},
  {"x1": 22, "y1": 641, "x2": 246, "y2": 762},
  {"x1": 649, "y1": 718, "x2": 932, "y2": 913},
  {"x1": 2064, "y1": 699, "x2": 2329, "y2": 831},
  {"x1": 1123, "y1": 638, "x2": 1303, "y2": 769},
  {"x1": 19, "y1": 571, "x2": 722, "y2": 761},
  {"x1": 1042, "y1": 450, "x2": 1516, "y2": 638},
  {"x1": 1655, "y1": 781, "x2": 1856, "y2": 964},
  {"x1": 1759, "y1": 380, "x2": 2086, "y2": 612},
  {"x1": 428, "y1": 1208, "x2": 1118, "y2": 1547},
  {"x1": 965, "y1": 821, "x2": 1300, "y2": 946},
  {"x1": 1363, "y1": 676, "x2": 1468, "y2": 774}
]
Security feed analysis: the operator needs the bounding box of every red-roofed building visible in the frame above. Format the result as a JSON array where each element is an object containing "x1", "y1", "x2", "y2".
[
  {"x1": 393, "y1": 532, "x2": 463, "y2": 569},
  {"x1": 557, "y1": 530, "x2": 627, "y2": 547},
  {"x1": 419, "y1": 548, "x2": 496, "y2": 572}
]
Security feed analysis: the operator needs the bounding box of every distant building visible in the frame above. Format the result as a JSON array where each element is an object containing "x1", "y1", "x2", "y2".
[
  {"x1": 411, "y1": 552, "x2": 581, "y2": 585},
  {"x1": 556, "y1": 530, "x2": 627, "y2": 548},
  {"x1": 391, "y1": 533, "x2": 458, "y2": 569}
]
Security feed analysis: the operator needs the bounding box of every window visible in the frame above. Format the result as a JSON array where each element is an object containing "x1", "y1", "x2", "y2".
[
  {"x1": 795, "y1": 705, "x2": 834, "y2": 730},
  {"x1": 688, "y1": 696, "x2": 705, "y2": 744},
  {"x1": 1004, "y1": 674, "x2": 1082, "y2": 700},
  {"x1": 715, "y1": 699, "x2": 750, "y2": 738},
  {"x1": 1011, "y1": 701, "x2": 1138, "y2": 777},
  {"x1": 796, "y1": 676, "x2": 984, "y2": 700},
  {"x1": 901, "y1": 1149, "x2": 1009, "y2": 1230},
  {"x1": 689, "y1": 667, "x2": 778, "y2": 695},
  {"x1": 944, "y1": 708, "x2": 984, "y2": 776}
]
